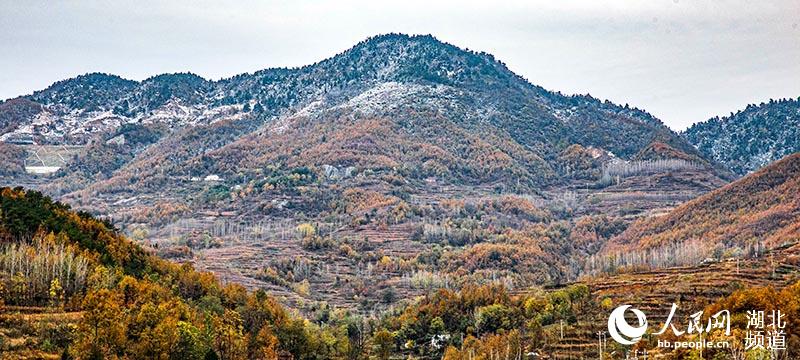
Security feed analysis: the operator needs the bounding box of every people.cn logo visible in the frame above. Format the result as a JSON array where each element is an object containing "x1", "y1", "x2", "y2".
[{"x1": 608, "y1": 305, "x2": 648, "y2": 345}]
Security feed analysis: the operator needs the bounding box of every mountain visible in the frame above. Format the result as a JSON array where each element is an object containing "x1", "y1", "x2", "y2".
[
  {"x1": 684, "y1": 97, "x2": 800, "y2": 175},
  {"x1": 594, "y1": 152, "x2": 800, "y2": 271},
  {"x1": 0, "y1": 34, "x2": 734, "y2": 318},
  {"x1": 1, "y1": 34, "x2": 716, "y2": 194}
]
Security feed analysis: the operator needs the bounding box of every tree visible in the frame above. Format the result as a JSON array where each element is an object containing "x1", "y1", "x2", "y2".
[
  {"x1": 274, "y1": 318, "x2": 307, "y2": 359},
  {"x1": 346, "y1": 317, "x2": 368, "y2": 359},
  {"x1": 49, "y1": 278, "x2": 63, "y2": 308},
  {"x1": 73, "y1": 289, "x2": 126, "y2": 358},
  {"x1": 173, "y1": 321, "x2": 207, "y2": 360},
  {"x1": 372, "y1": 330, "x2": 394, "y2": 359},
  {"x1": 249, "y1": 326, "x2": 279, "y2": 360},
  {"x1": 474, "y1": 304, "x2": 520, "y2": 336},
  {"x1": 212, "y1": 310, "x2": 247, "y2": 360}
]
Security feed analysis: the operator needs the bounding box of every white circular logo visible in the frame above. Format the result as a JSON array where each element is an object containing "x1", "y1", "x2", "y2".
[{"x1": 608, "y1": 305, "x2": 648, "y2": 345}]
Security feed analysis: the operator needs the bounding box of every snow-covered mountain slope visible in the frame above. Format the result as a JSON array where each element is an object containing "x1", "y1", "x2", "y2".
[
  {"x1": 683, "y1": 98, "x2": 800, "y2": 175},
  {"x1": 2, "y1": 33, "x2": 721, "y2": 192}
]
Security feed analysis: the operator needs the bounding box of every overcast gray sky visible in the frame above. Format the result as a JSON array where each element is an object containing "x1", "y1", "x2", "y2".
[{"x1": 1, "y1": 0, "x2": 798, "y2": 130}]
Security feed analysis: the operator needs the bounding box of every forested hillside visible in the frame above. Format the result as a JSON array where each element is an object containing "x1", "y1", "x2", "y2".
[
  {"x1": 0, "y1": 143, "x2": 25, "y2": 177},
  {"x1": 0, "y1": 187, "x2": 377, "y2": 359},
  {"x1": 684, "y1": 97, "x2": 800, "y2": 175},
  {"x1": 594, "y1": 152, "x2": 800, "y2": 272}
]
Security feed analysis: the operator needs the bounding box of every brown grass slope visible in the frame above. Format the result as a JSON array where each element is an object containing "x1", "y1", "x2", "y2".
[
  {"x1": 198, "y1": 110, "x2": 556, "y2": 188},
  {"x1": 604, "y1": 152, "x2": 800, "y2": 252},
  {"x1": 633, "y1": 141, "x2": 704, "y2": 163}
]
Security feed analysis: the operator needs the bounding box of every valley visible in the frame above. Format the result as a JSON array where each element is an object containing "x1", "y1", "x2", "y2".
[{"x1": 3, "y1": 152, "x2": 730, "y2": 317}]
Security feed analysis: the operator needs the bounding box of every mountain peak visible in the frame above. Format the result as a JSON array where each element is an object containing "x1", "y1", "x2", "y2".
[
  {"x1": 360, "y1": 32, "x2": 436, "y2": 44},
  {"x1": 353, "y1": 33, "x2": 478, "y2": 56},
  {"x1": 142, "y1": 72, "x2": 208, "y2": 85},
  {"x1": 37, "y1": 72, "x2": 137, "y2": 92},
  {"x1": 128, "y1": 72, "x2": 212, "y2": 111},
  {"x1": 291, "y1": 32, "x2": 512, "y2": 88},
  {"x1": 28, "y1": 72, "x2": 138, "y2": 112}
]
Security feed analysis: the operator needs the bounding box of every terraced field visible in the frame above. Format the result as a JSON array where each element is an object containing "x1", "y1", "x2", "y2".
[
  {"x1": 188, "y1": 221, "x2": 427, "y2": 311},
  {"x1": 20, "y1": 145, "x2": 84, "y2": 174},
  {"x1": 0, "y1": 306, "x2": 81, "y2": 359},
  {"x1": 126, "y1": 168, "x2": 729, "y2": 317},
  {"x1": 533, "y1": 243, "x2": 800, "y2": 359}
]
